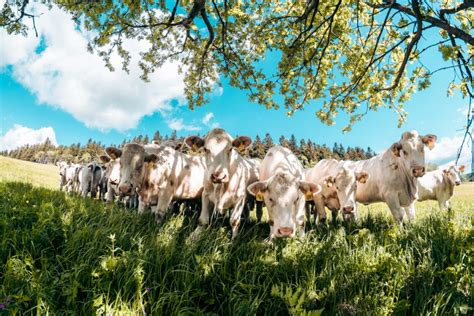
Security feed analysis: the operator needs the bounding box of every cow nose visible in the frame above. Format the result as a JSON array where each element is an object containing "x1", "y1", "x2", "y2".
[
  {"x1": 211, "y1": 172, "x2": 227, "y2": 183},
  {"x1": 343, "y1": 206, "x2": 354, "y2": 214},
  {"x1": 455, "y1": 181, "x2": 461, "y2": 186},
  {"x1": 412, "y1": 166, "x2": 425, "y2": 177},
  {"x1": 277, "y1": 227, "x2": 294, "y2": 237},
  {"x1": 119, "y1": 183, "x2": 132, "y2": 194}
]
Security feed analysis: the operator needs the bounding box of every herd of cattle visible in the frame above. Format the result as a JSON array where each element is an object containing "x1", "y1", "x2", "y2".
[{"x1": 57, "y1": 128, "x2": 465, "y2": 241}]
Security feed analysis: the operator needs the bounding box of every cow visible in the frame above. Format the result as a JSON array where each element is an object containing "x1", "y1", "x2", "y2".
[
  {"x1": 403, "y1": 165, "x2": 465, "y2": 218},
  {"x1": 57, "y1": 161, "x2": 69, "y2": 191},
  {"x1": 138, "y1": 144, "x2": 206, "y2": 223},
  {"x1": 77, "y1": 161, "x2": 103, "y2": 198},
  {"x1": 247, "y1": 145, "x2": 321, "y2": 240},
  {"x1": 64, "y1": 163, "x2": 81, "y2": 193},
  {"x1": 304, "y1": 159, "x2": 369, "y2": 223},
  {"x1": 344, "y1": 131, "x2": 437, "y2": 222},
  {"x1": 184, "y1": 128, "x2": 260, "y2": 240},
  {"x1": 100, "y1": 147, "x2": 122, "y2": 203}
]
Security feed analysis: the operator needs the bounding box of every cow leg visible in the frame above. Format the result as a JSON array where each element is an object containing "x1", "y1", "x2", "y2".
[
  {"x1": 256, "y1": 201, "x2": 263, "y2": 223},
  {"x1": 305, "y1": 203, "x2": 312, "y2": 226},
  {"x1": 230, "y1": 197, "x2": 246, "y2": 240},
  {"x1": 198, "y1": 193, "x2": 211, "y2": 226},
  {"x1": 405, "y1": 203, "x2": 416, "y2": 222},
  {"x1": 138, "y1": 197, "x2": 148, "y2": 215},
  {"x1": 314, "y1": 196, "x2": 327, "y2": 225},
  {"x1": 331, "y1": 209, "x2": 338, "y2": 224},
  {"x1": 106, "y1": 189, "x2": 113, "y2": 202},
  {"x1": 385, "y1": 195, "x2": 404, "y2": 224},
  {"x1": 296, "y1": 196, "x2": 306, "y2": 239},
  {"x1": 154, "y1": 193, "x2": 173, "y2": 225}
]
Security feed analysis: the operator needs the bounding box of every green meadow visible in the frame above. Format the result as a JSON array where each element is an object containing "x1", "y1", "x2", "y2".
[{"x1": 0, "y1": 157, "x2": 473, "y2": 314}]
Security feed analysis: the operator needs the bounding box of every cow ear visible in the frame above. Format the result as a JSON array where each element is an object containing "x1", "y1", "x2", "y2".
[
  {"x1": 356, "y1": 172, "x2": 369, "y2": 184},
  {"x1": 442, "y1": 169, "x2": 449, "y2": 176},
  {"x1": 298, "y1": 181, "x2": 321, "y2": 200},
  {"x1": 185, "y1": 136, "x2": 205, "y2": 151},
  {"x1": 459, "y1": 165, "x2": 465, "y2": 173},
  {"x1": 232, "y1": 136, "x2": 252, "y2": 151},
  {"x1": 421, "y1": 134, "x2": 437, "y2": 150},
  {"x1": 99, "y1": 155, "x2": 111, "y2": 164},
  {"x1": 106, "y1": 147, "x2": 122, "y2": 159},
  {"x1": 144, "y1": 153, "x2": 158, "y2": 163},
  {"x1": 323, "y1": 176, "x2": 335, "y2": 188},
  {"x1": 247, "y1": 181, "x2": 268, "y2": 201},
  {"x1": 390, "y1": 142, "x2": 402, "y2": 157}
]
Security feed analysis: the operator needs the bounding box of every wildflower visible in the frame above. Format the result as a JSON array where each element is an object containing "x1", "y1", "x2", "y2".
[
  {"x1": 0, "y1": 303, "x2": 5, "y2": 310},
  {"x1": 146, "y1": 288, "x2": 151, "y2": 293}
]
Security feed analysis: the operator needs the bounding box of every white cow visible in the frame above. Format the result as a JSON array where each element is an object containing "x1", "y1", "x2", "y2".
[
  {"x1": 185, "y1": 128, "x2": 260, "y2": 240},
  {"x1": 64, "y1": 163, "x2": 81, "y2": 193},
  {"x1": 57, "y1": 161, "x2": 69, "y2": 191},
  {"x1": 404, "y1": 165, "x2": 465, "y2": 218},
  {"x1": 304, "y1": 159, "x2": 369, "y2": 223},
  {"x1": 345, "y1": 131, "x2": 437, "y2": 222},
  {"x1": 247, "y1": 145, "x2": 321, "y2": 240},
  {"x1": 138, "y1": 144, "x2": 206, "y2": 223},
  {"x1": 100, "y1": 147, "x2": 122, "y2": 203}
]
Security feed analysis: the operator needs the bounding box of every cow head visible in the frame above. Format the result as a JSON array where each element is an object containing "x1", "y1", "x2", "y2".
[
  {"x1": 115, "y1": 143, "x2": 147, "y2": 195},
  {"x1": 104, "y1": 147, "x2": 122, "y2": 187},
  {"x1": 185, "y1": 128, "x2": 252, "y2": 184},
  {"x1": 248, "y1": 172, "x2": 320, "y2": 238},
  {"x1": 390, "y1": 131, "x2": 437, "y2": 178},
  {"x1": 443, "y1": 165, "x2": 464, "y2": 186},
  {"x1": 323, "y1": 168, "x2": 369, "y2": 221}
]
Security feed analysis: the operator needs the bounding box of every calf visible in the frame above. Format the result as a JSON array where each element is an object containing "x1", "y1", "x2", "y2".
[
  {"x1": 185, "y1": 128, "x2": 259, "y2": 239},
  {"x1": 304, "y1": 159, "x2": 369, "y2": 223},
  {"x1": 64, "y1": 163, "x2": 81, "y2": 193},
  {"x1": 139, "y1": 144, "x2": 206, "y2": 223},
  {"x1": 247, "y1": 145, "x2": 320, "y2": 240},
  {"x1": 404, "y1": 165, "x2": 465, "y2": 218},
  {"x1": 345, "y1": 131, "x2": 437, "y2": 222}
]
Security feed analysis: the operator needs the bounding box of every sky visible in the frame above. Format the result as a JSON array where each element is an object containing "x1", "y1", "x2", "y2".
[{"x1": 0, "y1": 2, "x2": 472, "y2": 172}]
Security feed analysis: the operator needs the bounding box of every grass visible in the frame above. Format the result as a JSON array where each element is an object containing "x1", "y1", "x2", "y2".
[
  {"x1": 0, "y1": 157, "x2": 473, "y2": 314},
  {"x1": 0, "y1": 156, "x2": 59, "y2": 190}
]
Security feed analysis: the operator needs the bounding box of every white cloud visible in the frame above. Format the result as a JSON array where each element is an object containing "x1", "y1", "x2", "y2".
[
  {"x1": 0, "y1": 124, "x2": 58, "y2": 151},
  {"x1": 426, "y1": 134, "x2": 472, "y2": 172},
  {"x1": 167, "y1": 118, "x2": 200, "y2": 132},
  {"x1": 201, "y1": 112, "x2": 219, "y2": 129},
  {"x1": 202, "y1": 112, "x2": 214, "y2": 125},
  {"x1": 0, "y1": 3, "x2": 185, "y2": 131}
]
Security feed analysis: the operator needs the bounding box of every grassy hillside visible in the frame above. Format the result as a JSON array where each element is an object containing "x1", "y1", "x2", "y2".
[
  {"x1": 1, "y1": 157, "x2": 473, "y2": 314},
  {"x1": 0, "y1": 156, "x2": 59, "y2": 190}
]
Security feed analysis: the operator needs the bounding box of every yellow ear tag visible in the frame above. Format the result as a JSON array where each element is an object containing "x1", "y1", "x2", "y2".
[
  {"x1": 192, "y1": 144, "x2": 199, "y2": 151},
  {"x1": 256, "y1": 191, "x2": 264, "y2": 202},
  {"x1": 305, "y1": 191, "x2": 314, "y2": 201},
  {"x1": 238, "y1": 143, "x2": 246, "y2": 152}
]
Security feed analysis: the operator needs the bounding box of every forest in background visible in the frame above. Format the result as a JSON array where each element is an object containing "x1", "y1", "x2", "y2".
[{"x1": 0, "y1": 130, "x2": 378, "y2": 168}]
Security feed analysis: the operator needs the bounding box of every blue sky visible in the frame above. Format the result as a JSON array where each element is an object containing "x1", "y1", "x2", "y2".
[{"x1": 0, "y1": 2, "x2": 471, "y2": 170}]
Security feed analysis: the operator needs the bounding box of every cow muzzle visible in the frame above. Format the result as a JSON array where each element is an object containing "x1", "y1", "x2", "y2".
[
  {"x1": 211, "y1": 172, "x2": 228, "y2": 184},
  {"x1": 119, "y1": 183, "x2": 133, "y2": 194},
  {"x1": 455, "y1": 181, "x2": 461, "y2": 186},
  {"x1": 277, "y1": 227, "x2": 294, "y2": 237},
  {"x1": 342, "y1": 206, "x2": 354, "y2": 214},
  {"x1": 412, "y1": 166, "x2": 425, "y2": 178}
]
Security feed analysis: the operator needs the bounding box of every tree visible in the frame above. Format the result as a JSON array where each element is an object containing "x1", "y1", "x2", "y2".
[{"x1": 2, "y1": 0, "x2": 472, "y2": 134}]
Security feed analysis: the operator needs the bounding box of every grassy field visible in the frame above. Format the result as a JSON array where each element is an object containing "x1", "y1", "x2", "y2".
[
  {"x1": 0, "y1": 157, "x2": 473, "y2": 314},
  {"x1": 0, "y1": 156, "x2": 59, "y2": 190}
]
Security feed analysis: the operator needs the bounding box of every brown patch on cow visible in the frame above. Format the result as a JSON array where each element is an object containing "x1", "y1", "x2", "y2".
[
  {"x1": 170, "y1": 180, "x2": 174, "y2": 187},
  {"x1": 231, "y1": 218, "x2": 240, "y2": 227},
  {"x1": 184, "y1": 164, "x2": 190, "y2": 170},
  {"x1": 268, "y1": 219, "x2": 274, "y2": 226}
]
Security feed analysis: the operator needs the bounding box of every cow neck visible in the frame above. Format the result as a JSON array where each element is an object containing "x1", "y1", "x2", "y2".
[
  {"x1": 443, "y1": 173, "x2": 455, "y2": 196},
  {"x1": 397, "y1": 154, "x2": 418, "y2": 201}
]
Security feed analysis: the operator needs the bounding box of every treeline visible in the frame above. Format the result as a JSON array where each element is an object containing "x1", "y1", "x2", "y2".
[{"x1": 1, "y1": 130, "x2": 376, "y2": 167}]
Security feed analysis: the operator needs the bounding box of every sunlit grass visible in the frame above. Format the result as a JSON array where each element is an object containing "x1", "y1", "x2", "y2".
[
  {"x1": 0, "y1": 156, "x2": 59, "y2": 190},
  {"x1": 1, "y1": 180, "x2": 473, "y2": 314}
]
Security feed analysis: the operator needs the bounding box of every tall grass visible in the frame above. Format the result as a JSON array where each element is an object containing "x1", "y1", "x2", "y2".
[{"x1": 1, "y1": 181, "x2": 473, "y2": 315}]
